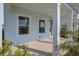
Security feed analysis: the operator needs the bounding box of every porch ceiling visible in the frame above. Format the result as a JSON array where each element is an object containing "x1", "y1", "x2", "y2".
[
  {"x1": 69, "y1": 3, "x2": 79, "y2": 13},
  {"x1": 13, "y1": 3, "x2": 55, "y2": 17},
  {"x1": 12, "y1": 3, "x2": 69, "y2": 17}
]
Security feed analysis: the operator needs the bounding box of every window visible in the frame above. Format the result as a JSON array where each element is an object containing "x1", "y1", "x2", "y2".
[
  {"x1": 19, "y1": 16, "x2": 29, "y2": 34},
  {"x1": 39, "y1": 20, "x2": 45, "y2": 33},
  {"x1": 49, "y1": 20, "x2": 52, "y2": 32},
  {"x1": 49, "y1": 20, "x2": 52, "y2": 35}
]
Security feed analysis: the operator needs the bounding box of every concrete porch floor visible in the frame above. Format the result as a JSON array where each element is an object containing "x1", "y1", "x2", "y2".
[{"x1": 24, "y1": 38, "x2": 70, "y2": 56}]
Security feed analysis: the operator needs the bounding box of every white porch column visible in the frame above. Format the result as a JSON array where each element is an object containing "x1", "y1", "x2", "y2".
[
  {"x1": 68, "y1": 11, "x2": 74, "y2": 40},
  {"x1": 69, "y1": 11, "x2": 73, "y2": 31},
  {"x1": 73, "y1": 13, "x2": 78, "y2": 31},
  {"x1": 52, "y1": 3, "x2": 61, "y2": 56},
  {"x1": 0, "y1": 3, "x2": 4, "y2": 48}
]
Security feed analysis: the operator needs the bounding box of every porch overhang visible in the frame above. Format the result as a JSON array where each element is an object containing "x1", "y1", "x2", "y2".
[
  {"x1": 68, "y1": 3, "x2": 79, "y2": 13},
  {"x1": 11, "y1": 3, "x2": 73, "y2": 18}
]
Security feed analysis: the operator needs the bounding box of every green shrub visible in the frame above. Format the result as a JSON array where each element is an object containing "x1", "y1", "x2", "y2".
[
  {"x1": 19, "y1": 44, "x2": 27, "y2": 50},
  {"x1": 73, "y1": 31, "x2": 79, "y2": 42},
  {"x1": 15, "y1": 44, "x2": 31, "y2": 56},
  {"x1": 2, "y1": 40, "x2": 11, "y2": 54},
  {"x1": 15, "y1": 49, "x2": 24, "y2": 56},
  {"x1": 0, "y1": 40, "x2": 32, "y2": 56},
  {"x1": 60, "y1": 24, "x2": 69, "y2": 38},
  {"x1": 0, "y1": 48, "x2": 2, "y2": 55},
  {"x1": 0, "y1": 40, "x2": 13, "y2": 55},
  {"x1": 60, "y1": 30, "x2": 79, "y2": 56},
  {"x1": 15, "y1": 50, "x2": 31, "y2": 56}
]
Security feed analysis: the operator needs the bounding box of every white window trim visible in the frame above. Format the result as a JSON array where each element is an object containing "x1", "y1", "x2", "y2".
[
  {"x1": 16, "y1": 13, "x2": 31, "y2": 36},
  {"x1": 38, "y1": 17, "x2": 46, "y2": 34}
]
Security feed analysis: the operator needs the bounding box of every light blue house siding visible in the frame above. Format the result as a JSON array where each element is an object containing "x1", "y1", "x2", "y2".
[
  {"x1": 4, "y1": 4, "x2": 18, "y2": 45},
  {"x1": 4, "y1": 4, "x2": 52, "y2": 45},
  {"x1": 4, "y1": 4, "x2": 73, "y2": 45},
  {"x1": 61, "y1": 12, "x2": 73, "y2": 31}
]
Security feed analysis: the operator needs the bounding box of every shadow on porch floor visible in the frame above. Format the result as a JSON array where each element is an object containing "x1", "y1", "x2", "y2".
[{"x1": 28, "y1": 47, "x2": 52, "y2": 56}]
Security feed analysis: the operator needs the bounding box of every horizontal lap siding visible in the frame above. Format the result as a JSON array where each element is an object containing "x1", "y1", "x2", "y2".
[{"x1": 4, "y1": 5, "x2": 51, "y2": 45}]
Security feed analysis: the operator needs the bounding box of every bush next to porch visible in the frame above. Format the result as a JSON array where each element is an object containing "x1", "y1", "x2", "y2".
[
  {"x1": 60, "y1": 24, "x2": 69, "y2": 38},
  {"x1": 0, "y1": 40, "x2": 32, "y2": 56},
  {"x1": 0, "y1": 40, "x2": 13, "y2": 55},
  {"x1": 15, "y1": 44, "x2": 32, "y2": 56},
  {"x1": 60, "y1": 30, "x2": 79, "y2": 56}
]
